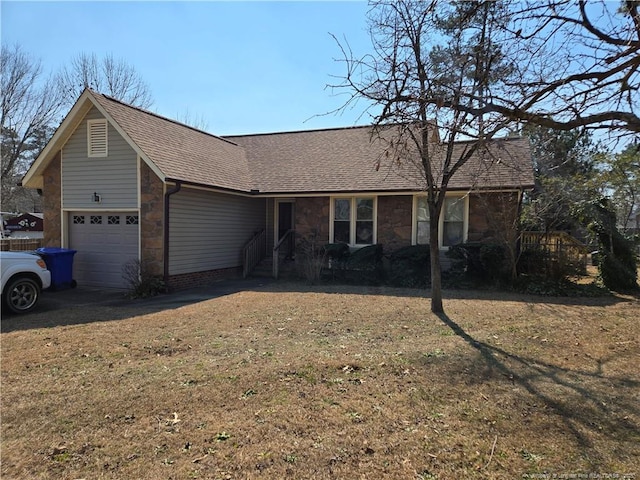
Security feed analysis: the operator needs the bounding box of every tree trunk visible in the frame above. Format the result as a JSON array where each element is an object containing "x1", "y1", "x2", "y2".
[{"x1": 429, "y1": 221, "x2": 444, "y2": 313}]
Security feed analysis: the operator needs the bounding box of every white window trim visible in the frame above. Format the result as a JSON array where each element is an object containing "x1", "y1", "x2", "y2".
[
  {"x1": 412, "y1": 194, "x2": 469, "y2": 250},
  {"x1": 87, "y1": 119, "x2": 108, "y2": 157},
  {"x1": 329, "y1": 196, "x2": 377, "y2": 247}
]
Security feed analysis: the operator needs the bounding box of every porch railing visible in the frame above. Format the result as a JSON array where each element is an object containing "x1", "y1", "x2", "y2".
[
  {"x1": 273, "y1": 229, "x2": 295, "y2": 279},
  {"x1": 0, "y1": 238, "x2": 44, "y2": 252},
  {"x1": 242, "y1": 229, "x2": 266, "y2": 278}
]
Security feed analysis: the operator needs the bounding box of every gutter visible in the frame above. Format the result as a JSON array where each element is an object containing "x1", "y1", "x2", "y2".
[{"x1": 163, "y1": 181, "x2": 182, "y2": 287}]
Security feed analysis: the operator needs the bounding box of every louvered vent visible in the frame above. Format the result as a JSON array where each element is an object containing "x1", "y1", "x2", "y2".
[{"x1": 88, "y1": 119, "x2": 108, "y2": 157}]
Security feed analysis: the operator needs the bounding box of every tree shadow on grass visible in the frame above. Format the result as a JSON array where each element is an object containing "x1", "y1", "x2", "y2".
[
  {"x1": 275, "y1": 280, "x2": 636, "y2": 307},
  {"x1": 434, "y1": 311, "x2": 640, "y2": 466}
]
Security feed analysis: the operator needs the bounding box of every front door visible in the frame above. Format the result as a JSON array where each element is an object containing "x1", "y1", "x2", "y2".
[
  {"x1": 278, "y1": 201, "x2": 293, "y2": 240},
  {"x1": 276, "y1": 201, "x2": 294, "y2": 259}
]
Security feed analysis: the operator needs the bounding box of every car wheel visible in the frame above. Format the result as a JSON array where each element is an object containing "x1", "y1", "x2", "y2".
[{"x1": 3, "y1": 276, "x2": 41, "y2": 314}]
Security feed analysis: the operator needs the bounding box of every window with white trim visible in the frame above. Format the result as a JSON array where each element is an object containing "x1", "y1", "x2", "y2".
[
  {"x1": 87, "y1": 119, "x2": 108, "y2": 157},
  {"x1": 442, "y1": 196, "x2": 465, "y2": 247},
  {"x1": 414, "y1": 195, "x2": 467, "y2": 248},
  {"x1": 331, "y1": 197, "x2": 376, "y2": 245}
]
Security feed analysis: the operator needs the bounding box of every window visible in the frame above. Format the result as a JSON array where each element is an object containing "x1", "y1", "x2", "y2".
[
  {"x1": 90, "y1": 215, "x2": 102, "y2": 225},
  {"x1": 331, "y1": 197, "x2": 376, "y2": 245},
  {"x1": 108, "y1": 215, "x2": 120, "y2": 225},
  {"x1": 414, "y1": 195, "x2": 467, "y2": 248},
  {"x1": 73, "y1": 215, "x2": 85, "y2": 225},
  {"x1": 416, "y1": 197, "x2": 430, "y2": 245},
  {"x1": 442, "y1": 197, "x2": 464, "y2": 247},
  {"x1": 87, "y1": 119, "x2": 108, "y2": 157},
  {"x1": 126, "y1": 215, "x2": 139, "y2": 225}
]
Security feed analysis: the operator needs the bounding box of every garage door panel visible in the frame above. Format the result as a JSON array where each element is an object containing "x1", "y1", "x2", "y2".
[{"x1": 69, "y1": 212, "x2": 139, "y2": 289}]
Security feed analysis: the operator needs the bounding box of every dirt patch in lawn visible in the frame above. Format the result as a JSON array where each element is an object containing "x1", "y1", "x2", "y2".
[{"x1": 1, "y1": 283, "x2": 638, "y2": 479}]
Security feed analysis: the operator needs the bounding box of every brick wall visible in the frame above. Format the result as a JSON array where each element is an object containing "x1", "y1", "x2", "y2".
[{"x1": 42, "y1": 153, "x2": 62, "y2": 246}]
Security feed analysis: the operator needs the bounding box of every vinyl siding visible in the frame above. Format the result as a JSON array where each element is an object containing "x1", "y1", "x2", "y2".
[
  {"x1": 168, "y1": 187, "x2": 266, "y2": 275},
  {"x1": 62, "y1": 108, "x2": 138, "y2": 209}
]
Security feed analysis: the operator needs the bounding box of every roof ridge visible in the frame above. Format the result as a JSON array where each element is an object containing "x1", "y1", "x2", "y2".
[
  {"x1": 224, "y1": 124, "x2": 375, "y2": 138},
  {"x1": 88, "y1": 89, "x2": 240, "y2": 147}
]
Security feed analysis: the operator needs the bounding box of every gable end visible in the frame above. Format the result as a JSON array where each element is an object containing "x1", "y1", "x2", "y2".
[{"x1": 87, "y1": 119, "x2": 108, "y2": 157}]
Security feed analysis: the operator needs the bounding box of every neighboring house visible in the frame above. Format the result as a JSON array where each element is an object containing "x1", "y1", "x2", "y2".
[
  {"x1": 22, "y1": 89, "x2": 534, "y2": 289},
  {"x1": 4, "y1": 213, "x2": 44, "y2": 239}
]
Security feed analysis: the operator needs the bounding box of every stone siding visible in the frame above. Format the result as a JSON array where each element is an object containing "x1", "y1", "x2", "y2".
[
  {"x1": 140, "y1": 162, "x2": 164, "y2": 277},
  {"x1": 376, "y1": 195, "x2": 413, "y2": 252},
  {"x1": 42, "y1": 153, "x2": 62, "y2": 246},
  {"x1": 468, "y1": 192, "x2": 520, "y2": 243},
  {"x1": 295, "y1": 197, "x2": 330, "y2": 243}
]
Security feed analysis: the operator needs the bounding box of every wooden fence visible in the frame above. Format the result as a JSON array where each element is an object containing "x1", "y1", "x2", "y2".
[
  {"x1": 0, "y1": 238, "x2": 44, "y2": 252},
  {"x1": 521, "y1": 231, "x2": 589, "y2": 273}
]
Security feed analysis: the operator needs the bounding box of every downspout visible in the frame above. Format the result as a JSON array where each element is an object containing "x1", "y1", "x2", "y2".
[{"x1": 163, "y1": 181, "x2": 182, "y2": 288}]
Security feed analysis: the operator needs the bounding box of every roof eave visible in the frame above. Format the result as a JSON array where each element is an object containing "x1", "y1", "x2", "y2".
[
  {"x1": 22, "y1": 89, "x2": 96, "y2": 189},
  {"x1": 22, "y1": 89, "x2": 167, "y2": 189}
]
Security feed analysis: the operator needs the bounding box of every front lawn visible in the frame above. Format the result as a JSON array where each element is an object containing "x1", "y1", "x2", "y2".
[{"x1": 1, "y1": 284, "x2": 638, "y2": 479}]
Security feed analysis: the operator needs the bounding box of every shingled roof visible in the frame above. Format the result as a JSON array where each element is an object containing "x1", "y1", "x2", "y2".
[
  {"x1": 228, "y1": 126, "x2": 534, "y2": 194},
  {"x1": 24, "y1": 90, "x2": 534, "y2": 194},
  {"x1": 90, "y1": 92, "x2": 253, "y2": 193}
]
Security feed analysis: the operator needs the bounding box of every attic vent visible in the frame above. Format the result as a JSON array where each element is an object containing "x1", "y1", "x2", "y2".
[{"x1": 87, "y1": 119, "x2": 108, "y2": 157}]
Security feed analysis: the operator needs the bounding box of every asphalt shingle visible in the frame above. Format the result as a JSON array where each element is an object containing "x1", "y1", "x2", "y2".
[{"x1": 91, "y1": 92, "x2": 534, "y2": 194}]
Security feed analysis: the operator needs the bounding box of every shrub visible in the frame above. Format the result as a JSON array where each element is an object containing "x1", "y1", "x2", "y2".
[
  {"x1": 514, "y1": 275, "x2": 609, "y2": 297},
  {"x1": 122, "y1": 259, "x2": 165, "y2": 298},
  {"x1": 388, "y1": 245, "x2": 430, "y2": 287},
  {"x1": 320, "y1": 242, "x2": 349, "y2": 281},
  {"x1": 296, "y1": 235, "x2": 328, "y2": 285},
  {"x1": 344, "y1": 244, "x2": 384, "y2": 285},
  {"x1": 599, "y1": 250, "x2": 638, "y2": 292},
  {"x1": 447, "y1": 242, "x2": 509, "y2": 284}
]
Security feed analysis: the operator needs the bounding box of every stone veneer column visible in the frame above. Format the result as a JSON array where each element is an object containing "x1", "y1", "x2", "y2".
[
  {"x1": 42, "y1": 153, "x2": 62, "y2": 246},
  {"x1": 139, "y1": 162, "x2": 164, "y2": 277}
]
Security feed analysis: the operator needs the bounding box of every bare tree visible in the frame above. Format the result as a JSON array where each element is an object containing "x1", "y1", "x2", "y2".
[
  {"x1": 333, "y1": 1, "x2": 516, "y2": 313},
  {"x1": 175, "y1": 109, "x2": 210, "y2": 131},
  {"x1": 57, "y1": 53, "x2": 153, "y2": 108},
  {"x1": 430, "y1": 1, "x2": 640, "y2": 137},
  {"x1": 333, "y1": 0, "x2": 639, "y2": 312},
  {"x1": 1, "y1": 44, "x2": 64, "y2": 212}
]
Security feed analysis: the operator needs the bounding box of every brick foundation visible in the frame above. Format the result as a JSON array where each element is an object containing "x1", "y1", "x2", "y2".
[{"x1": 167, "y1": 266, "x2": 242, "y2": 290}]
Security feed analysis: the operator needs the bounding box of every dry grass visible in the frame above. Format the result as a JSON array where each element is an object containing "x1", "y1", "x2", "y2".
[{"x1": 1, "y1": 282, "x2": 639, "y2": 479}]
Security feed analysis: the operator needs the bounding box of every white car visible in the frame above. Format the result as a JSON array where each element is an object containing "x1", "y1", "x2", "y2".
[{"x1": 1, "y1": 251, "x2": 51, "y2": 314}]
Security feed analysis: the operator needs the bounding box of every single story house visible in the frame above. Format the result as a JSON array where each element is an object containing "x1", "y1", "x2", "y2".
[{"x1": 22, "y1": 89, "x2": 534, "y2": 289}]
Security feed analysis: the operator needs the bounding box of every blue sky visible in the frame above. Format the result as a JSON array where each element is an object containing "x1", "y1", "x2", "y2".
[{"x1": 1, "y1": 1, "x2": 375, "y2": 135}]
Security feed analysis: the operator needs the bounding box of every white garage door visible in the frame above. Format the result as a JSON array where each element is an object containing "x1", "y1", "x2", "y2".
[{"x1": 68, "y1": 212, "x2": 139, "y2": 289}]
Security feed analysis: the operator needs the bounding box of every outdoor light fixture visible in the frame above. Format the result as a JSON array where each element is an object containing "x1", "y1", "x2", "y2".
[{"x1": 93, "y1": 192, "x2": 101, "y2": 203}]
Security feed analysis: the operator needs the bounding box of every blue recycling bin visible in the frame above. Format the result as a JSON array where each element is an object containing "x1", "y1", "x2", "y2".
[{"x1": 37, "y1": 247, "x2": 77, "y2": 290}]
